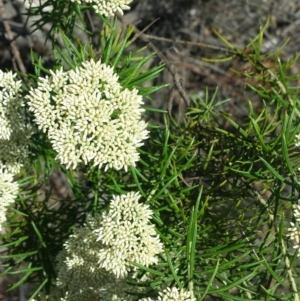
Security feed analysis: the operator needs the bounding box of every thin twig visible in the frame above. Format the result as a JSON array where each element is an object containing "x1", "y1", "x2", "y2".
[
  {"x1": 166, "y1": 49, "x2": 227, "y2": 75},
  {"x1": 129, "y1": 18, "x2": 160, "y2": 45},
  {"x1": 167, "y1": 86, "x2": 177, "y2": 115},
  {"x1": 142, "y1": 33, "x2": 236, "y2": 54},
  {"x1": 0, "y1": 20, "x2": 29, "y2": 37},
  {"x1": 146, "y1": 41, "x2": 190, "y2": 108},
  {"x1": 0, "y1": 0, "x2": 27, "y2": 73},
  {"x1": 116, "y1": 12, "x2": 190, "y2": 107},
  {"x1": 85, "y1": 11, "x2": 95, "y2": 35}
]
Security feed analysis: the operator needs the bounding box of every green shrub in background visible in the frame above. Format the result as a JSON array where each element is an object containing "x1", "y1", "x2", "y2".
[{"x1": 1, "y1": 1, "x2": 300, "y2": 300}]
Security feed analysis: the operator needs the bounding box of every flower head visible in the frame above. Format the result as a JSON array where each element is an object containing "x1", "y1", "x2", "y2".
[
  {"x1": 95, "y1": 191, "x2": 163, "y2": 278},
  {"x1": 70, "y1": 0, "x2": 133, "y2": 16},
  {"x1": 287, "y1": 200, "x2": 300, "y2": 254},
  {"x1": 56, "y1": 214, "x2": 141, "y2": 301},
  {"x1": 27, "y1": 60, "x2": 148, "y2": 170},
  {"x1": 292, "y1": 202, "x2": 300, "y2": 222},
  {"x1": 295, "y1": 134, "x2": 300, "y2": 148},
  {"x1": 0, "y1": 127, "x2": 33, "y2": 174},
  {"x1": 0, "y1": 70, "x2": 22, "y2": 140},
  {"x1": 141, "y1": 287, "x2": 196, "y2": 301},
  {"x1": 57, "y1": 191, "x2": 163, "y2": 295},
  {"x1": 53, "y1": 191, "x2": 162, "y2": 299},
  {"x1": 0, "y1": 70, "x2": 33, "y2": 174},
  {"x1": 0, "y1": 167, "x2": 19, "y2": 231}
]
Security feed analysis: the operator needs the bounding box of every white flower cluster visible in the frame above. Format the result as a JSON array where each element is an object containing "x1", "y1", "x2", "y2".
[
  {"x1": 27, "y1": 60, "x2": 148, "y2": 171},
  {"x1": 288, "y1": 201, "x2": 300, "y2": 254},
  {"x1": 141, "y1": 287, "x2": 196, "y2": 301},
  {"x1": 56, "y1": 234, "x2": 134, "y2": 301},
  {"x1": 0, "y1": 70, "x2": 32, "y2": 174},
  {"x1": 295, "y1": 134, "x2": 300, "y2": 148},
  {"x1": 70, "y1": 0, "x2": 133, "y2": 16},
  {"x1": 0, "y1": 70, "x2": 22, "y2": 140},
  {"x1": 0, "y1": 70, "x2": 31, "y2": 228},
  {"x1": 0, "y1": 167, "x2": 19, "y2": 231},
  {"x1": 95, "y1": 191, "x2": 163, "y2": 277},
  {"x1": 55, "y1": 192, "x2": 162, "y2": 300},
  {"x1": 0, "y1": 127, "x2": 33, "y2": 174}
]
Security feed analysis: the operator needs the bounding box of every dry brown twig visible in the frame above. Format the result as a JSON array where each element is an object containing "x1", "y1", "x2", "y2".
[
  {"x1": 116, "y1": 12, "x2": 191, "y2": 109},
  {"x1": 0, "y1": 0, "x2": 27, "y2": 73},
  {"x1": 142, "y1": 34, "x2": 236, "y2": 55}
]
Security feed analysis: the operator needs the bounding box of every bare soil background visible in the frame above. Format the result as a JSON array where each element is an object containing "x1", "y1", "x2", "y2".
[{"x1": 1, "y1": 0, "x2": 300, "y2": 300}]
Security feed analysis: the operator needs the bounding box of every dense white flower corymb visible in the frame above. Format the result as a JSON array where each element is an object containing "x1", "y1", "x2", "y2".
[
  {"x1": 54, "y1": 192, "x2": 162, "y2": 300},
  {"x1": 27, "y1": 59, "x2": 148, "y2": 170},
  {"x1": 295, "y1": 134, "x2": 300, "y2": 148},
  {"x1": 0, "y1": 70, "x2": 22, "y2": 140},
  {"x1": 0, "y1": 70, "x2": 33, "y2": 174},
  {"x1": 288, "y1": 200, "x2": 300, "y2": 254},
  {"x1": 141, "y1": 287, "x2": 196, "y2": 301},
  {"x1": 70, "y1": 0, "x2": 133, "y2": 16},
  {"x1": 95, "y1": 191, "x2": 163, "y2": 278},
  {"x1": 56, "y1": 225, "x2": 134, "y2": 301},
  {"x1": 0, "y1": 168, "x2": 19, "y2": 231}
]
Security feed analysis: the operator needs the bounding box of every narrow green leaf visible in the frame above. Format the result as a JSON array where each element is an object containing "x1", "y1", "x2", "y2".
[
  {"x1": 165, "y1": 249, "x2": 182, "y2": 288},
  {"x1": 112, "y1": 26, "x2": 134, "y2": 67},
  {"x1": 129, "y1": 166, "x2": 146, "y2": 197},
  {"x1": 221, "y1": 115, "x2": 249, "y2": 138},
  {"x1": 187, "y1": 187, "x2": 202, "y2": 283},
  {"x1": 249, "y1": 116, "x2": 270, "y2": 152},
  {"x1": 227, "y1": 167, "x2": 260, "y2": 180},
  {"x1": 28, "y1": 278, "x2": 48, "y2": 301},
  {"x1": 259, "y1": 157, "x2": 285, "y2": 182},
  {"x1": 31, "y1": 221, "x2": 47, "y2": 248},
  {"x1": 0, "y1": 251, "x2": 38, "y2": 260},
  {"x1": 199, "y1": 260, "x2": 219, "y2": 300},
  {"x1": 212, "y1": 28, "x2": 235, "y2": 49},
  {"x1": 103, "y1": 29, "x2": 114, "y2": 64},
  {"x1": 132, "y1": 263, "x2": 165, "y2": 276},
  {"x1": 261, "y1": 256, "x2": 285, "y2": 285},
  {"x1": 282, "y1": 111, "x2": 295, "y2": 175}
]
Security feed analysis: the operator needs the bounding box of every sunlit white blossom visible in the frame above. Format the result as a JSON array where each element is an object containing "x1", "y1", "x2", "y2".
[
  {"x1": 141, "y1": 287, "x2": 196, "y2": 301},
  {"x1": 287, "y1": 200, "x2": 300, "y2": 255},
  {"x1": 0, "y1": 70, "x2": 22, "y2": 140},
  {"x1": 56, "y1": 215, "x2": 140, "y2": 301},
  {"x1": 56, "y1": 191, "x2": 163, "y2": 300},
  {"x1": 27, "y1": 59, "x2": 148, "y2": 171},
  {"x1": 288, "y1": 222, "x2": 300, "y2": 248},
  {"x1": 292, "y1": 202, "x2": 300, "y2": 222},
  {"x1": 70, "y1": 0, "x2": 133, "y2": 16},
  {"x1": 295, "y1": 134, "x2": 300, "y2": 148},
  {"x1": 0, "y1": 70, "x2": 33, "y2": 174},
  {"x1": 95, "y1": 191, "x2": 163, "y2": 278},
  {"x1": 0, "y1": 167, "x2": 19, "y2": 231},
  {"x1": 0, "y1": 126, "x2": 33, "y2": 174}
]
